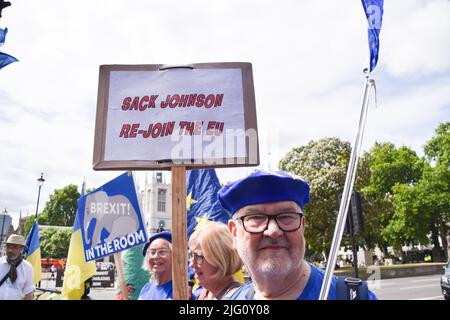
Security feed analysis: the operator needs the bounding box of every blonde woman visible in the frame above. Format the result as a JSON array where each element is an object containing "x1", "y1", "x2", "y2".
[{"x1": 188, "y1": 221, "x2": 243, "y2": 300}]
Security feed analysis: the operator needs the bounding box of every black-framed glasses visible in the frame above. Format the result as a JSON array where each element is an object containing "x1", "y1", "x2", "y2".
[
  {"x1": 187, "y1": 250, "x2": 205, "y2": 265},
  {"x1": 236, "y1": 212, "x2": 304, "y2": 234}
]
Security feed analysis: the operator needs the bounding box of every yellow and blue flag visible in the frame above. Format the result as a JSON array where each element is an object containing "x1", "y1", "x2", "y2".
[
  {"x1": 61, "y1": 182, "x2": 96, "y2": 300},
  {"x1": 0, "y1": 27, "x2": 18, "y2": 70},
  {"x1": 23, "y1": 219, "x2": 42, "y2": 285},
  {"x1": 361, "y1": 0, "x2": 384, "y2": 72},
  {"x1": 186, "y1": 169, "x2": 231, "y2": 239}
]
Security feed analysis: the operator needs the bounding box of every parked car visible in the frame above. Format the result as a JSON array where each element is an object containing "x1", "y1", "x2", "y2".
[{"x1": 441, "y1": 260, "x2": 450, "y2": 300}]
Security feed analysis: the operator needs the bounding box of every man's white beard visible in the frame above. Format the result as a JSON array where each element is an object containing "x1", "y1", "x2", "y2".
[
  {"x1": 237, "y1": 237, "x2": 305, "y2": 279},
  {"x1": 237, "y1": 244, "x2": 294, "y2": 278},
  {"x1": 257, "y1": 255, "x2": 293, "y2": 276}
]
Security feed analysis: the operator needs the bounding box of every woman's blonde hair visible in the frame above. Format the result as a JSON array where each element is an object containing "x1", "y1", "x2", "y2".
[{"x1": 189, "y1": 221, "x2": 243, "y2": 281}]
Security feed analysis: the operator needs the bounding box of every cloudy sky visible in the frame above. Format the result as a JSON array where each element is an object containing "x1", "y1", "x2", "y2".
[{"x1": 0, "y1": 0, "x2": 449, "y2": 228}]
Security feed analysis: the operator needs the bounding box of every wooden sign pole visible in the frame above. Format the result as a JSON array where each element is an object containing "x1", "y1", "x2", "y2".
[
  {"x1": 114, "y1": 252, "x2": 129, "y2": 300},
  {"x1": 171, "y1": 166, "x2": 189, "y2": 300}
]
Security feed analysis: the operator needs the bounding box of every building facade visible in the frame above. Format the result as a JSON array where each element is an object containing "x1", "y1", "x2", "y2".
[
  {"x1": 0, "y1": 212, "x2": 12, "y2": 238},
  {"x1": 0, "y1": 211, "x2": 13, "y2": 256},
  {"x1": 139, "y1": 172, "x2": 172, "y2": 234}
]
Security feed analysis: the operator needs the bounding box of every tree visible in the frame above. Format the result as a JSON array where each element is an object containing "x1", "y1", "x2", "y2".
[
  {"x1": 423, "y1": 122, "x2": 450, "y2": 246},
  {"x1": 361, "y1": 142, "x2": 424, "y2": 257},
  {"x1": 42, "y1": 184, "x2": 80, "y2": 227},
  {"x1": 40, "y1": 227, "x2": 72, "y2": 258},
  {"x1": 279, "y1": 137, "x2": 370, "y2": 257},
  {"x1": 386, "y1": 122, "x2": 450, "y2": 259},
  {"x1": 364, "y1": 142, "x2": 423, "y2": 197}
]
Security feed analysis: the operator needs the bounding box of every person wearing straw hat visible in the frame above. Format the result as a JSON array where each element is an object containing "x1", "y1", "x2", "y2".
[
  {"x1": 219, "y1": 170, "x2": 377, "y2": 300},
  {"x1": 0, "y1": 234, "x2": 35, "y2": 300}
]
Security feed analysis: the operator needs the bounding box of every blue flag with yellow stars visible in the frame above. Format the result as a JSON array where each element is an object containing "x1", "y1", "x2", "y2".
[
  {"x1": 186, "y1": 169, "x2": 231, "y2": 239},
  {"x1": 361, "y1": 0, "x2": 384, "y2": 72}
]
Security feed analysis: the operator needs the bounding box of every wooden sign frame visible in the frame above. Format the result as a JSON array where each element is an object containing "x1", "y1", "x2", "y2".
[{"x1": 93, "y1": 62, "x2": 259, "y2": 171}]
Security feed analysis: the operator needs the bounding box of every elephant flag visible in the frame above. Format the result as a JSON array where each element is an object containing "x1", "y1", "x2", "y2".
[
  {"x1": 78, "y1": 172, "x2": 148, "y2": 261},
  {"x1": 62, "y1": 183, "x2": 96, "y2": 300},
  {"x1": 23, "y1": 219, "x2": 42, "y2": 285},
  {"x1": 361, "y1": 0, "x2": 384, "y2": 72}
]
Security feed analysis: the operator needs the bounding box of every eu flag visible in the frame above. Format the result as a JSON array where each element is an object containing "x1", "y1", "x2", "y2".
[
  {"x1": 0, "y1": 27, "x2": 18, "y2": 70},
  {"x1": 186, "y1": 169, "x2": 231, "y2": 239},
  {"x1": 0, "y1": 27, "x2": 7, "y2": 45},
  {"x1": 361, "y1": 0, "x2": 384, "y2": 72}
]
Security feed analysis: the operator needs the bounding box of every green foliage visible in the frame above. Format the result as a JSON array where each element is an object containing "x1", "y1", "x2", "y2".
[
  {"x1": 385, "y1": 122, "x2": 450, "y2": 256},
  {"x1": 364, "y1": 142, "x2": 423, "y2": 197},
  {"x1": 361, "y1": 142, "x2": 424, "y2": 250},
  {"x1": 122, "y1": 244, "x2": 150, "y2": 299},
  {"x1": 424, "y1": 122, "x2": 449, "y2": 168},
  {"x1": 40, "y1": 227, "x2": 72, "y2": 258},
  {"x1": 42, "y1": 184, "x2": 80, "y2": 227},
  {"x1": 385, "y1": 183, "x2": 429, "y2": 246},
  {"x1": 23, "y1": 213, "x2": 48, "y2": 237}
]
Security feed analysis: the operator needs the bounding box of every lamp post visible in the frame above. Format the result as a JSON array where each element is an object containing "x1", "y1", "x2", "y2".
[
  {"x1": 35, "y1": 172, "x2": 45, "y2": 218},
  {"x1": 0, "y1": 208, "x2": 7, "y2": 254}
]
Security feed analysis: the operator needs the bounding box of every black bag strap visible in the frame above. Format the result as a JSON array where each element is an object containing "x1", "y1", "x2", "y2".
[
  {"x1": 0, "y1": 259, "x2": 23, "y2": 288},
  {"x1": 336, "y1": 276, "x2": 368, "y2": 300},
  {"x1": 0, "y1": 272, "x2": 9, "y2": 288}
]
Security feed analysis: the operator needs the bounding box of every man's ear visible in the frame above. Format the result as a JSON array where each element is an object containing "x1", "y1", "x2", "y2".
[
  {"x1": 228, "y1": 219, "x2": 237, "y2": 236},
  {"x1": 228, "y1": 219, "x2": 238, "y2": 249}
]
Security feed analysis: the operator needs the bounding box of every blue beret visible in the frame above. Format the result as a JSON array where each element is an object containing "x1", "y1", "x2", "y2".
[
  {"x1": 218, "y1": 170, "x2": 310, "y2": 214},
  {"x1": 142, "y1": 231, "x2": 172, "y2": 256}
]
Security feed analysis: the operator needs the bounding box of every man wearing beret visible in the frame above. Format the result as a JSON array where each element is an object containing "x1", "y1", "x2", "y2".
[
  {"x1": 139, "y1": 231, "x2": 173, "y2": 300},
  {"x1": 0, "y1": 234, "x2": 35, "y2": 300},
  {"x1": 219, "y1": 170, "x2": 377, "y2": 300}
]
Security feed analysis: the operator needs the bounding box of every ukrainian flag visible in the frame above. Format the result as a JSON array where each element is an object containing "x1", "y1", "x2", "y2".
[
  {"x1": 24, "y1": 219, "x2": 42, "y2": 285},
  {"x1": 61, "y1": 185, "x2": 96, "y2": 300}
]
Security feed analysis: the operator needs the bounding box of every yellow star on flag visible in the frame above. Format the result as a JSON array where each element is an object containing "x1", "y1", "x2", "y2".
[
  {"x1": 195, "y1": 213, "x2": 212, "y2": 230},
  {"x1": 186, "y1": 191, "x2": 198, "y2": 211}
]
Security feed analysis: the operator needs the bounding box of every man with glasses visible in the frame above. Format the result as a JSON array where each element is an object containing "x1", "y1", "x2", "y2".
[
  {"x1": 139, "y1": 231, "x2": 173, "y2": 300},
  {"x1": 219, "y1": 170, "x2": 377, "y2": 300}
]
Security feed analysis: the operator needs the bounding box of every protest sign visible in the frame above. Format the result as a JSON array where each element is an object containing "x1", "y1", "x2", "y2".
[
  {"x1": 78, "y1": 172, "x2": 148, "y2": 261},
  {"x1": 93, "y1": 62, "x2": 258, "y2": 170}
]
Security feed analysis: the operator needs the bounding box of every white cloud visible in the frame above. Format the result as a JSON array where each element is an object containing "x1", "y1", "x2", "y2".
[{"x1": 382, "y1": 0, "x2": 450, "y2": 76}]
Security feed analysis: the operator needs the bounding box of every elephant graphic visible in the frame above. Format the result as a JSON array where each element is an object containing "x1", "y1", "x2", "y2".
[{"x1": 83, "y1": 191, "x2": 140, "y2": 248}]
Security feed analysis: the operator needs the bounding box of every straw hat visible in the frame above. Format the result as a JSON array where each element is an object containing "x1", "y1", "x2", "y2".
[{"x1": 6, "y1": 234, "x2": 27, "y2": 248}]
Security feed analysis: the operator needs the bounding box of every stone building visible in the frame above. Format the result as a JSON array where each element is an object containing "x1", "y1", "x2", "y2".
[{"x1": 138, "y1": 172, "x2": 172, "y2": 234}]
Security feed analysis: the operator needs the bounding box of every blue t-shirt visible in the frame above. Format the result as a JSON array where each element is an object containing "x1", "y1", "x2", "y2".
[
  {"x1": 138, "y1": 280, "x2": 173, "y2": 300},
  {"x1": 229, "y1": 264, "x2": 378, "y2": 300}
]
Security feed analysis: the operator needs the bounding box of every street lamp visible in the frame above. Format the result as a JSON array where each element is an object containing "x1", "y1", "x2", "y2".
[
  {"x1": 0, "y1": 208, "x2": 7, "y2": 253},
  {"x1": 35, "y1": 172, "x2": 45, "y2": 218}
]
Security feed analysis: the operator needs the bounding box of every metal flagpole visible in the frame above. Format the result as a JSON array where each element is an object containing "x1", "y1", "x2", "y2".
[{"x1": 319, "y1": 69, "x2": 375, "y2": 300}]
